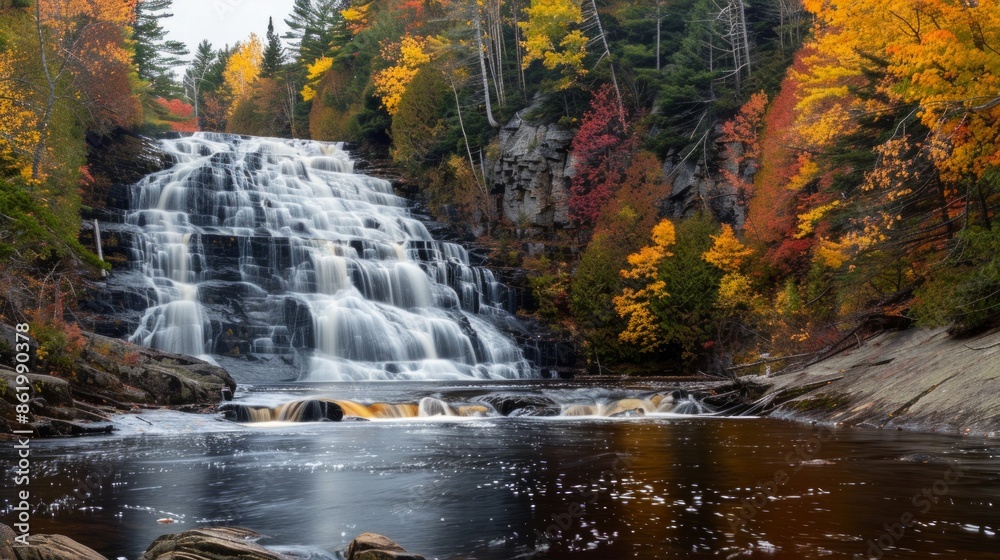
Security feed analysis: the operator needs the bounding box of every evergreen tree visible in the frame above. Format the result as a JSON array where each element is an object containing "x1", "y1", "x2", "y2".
[
  {"x1": 183, "y1": 40, "x2": 217, "y2": 121},
  {"x1": 262, "y1": 17, "x2": 285, "y2": 78},
  {"x1": 283, "y1": 0, "x2": 342, "y2": 66},
  {"x1": 133, "y1": 0, "x2": 189, "y2": 95}
]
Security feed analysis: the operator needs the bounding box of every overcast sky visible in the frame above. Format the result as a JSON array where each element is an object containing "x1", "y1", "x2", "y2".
[{"x1": 161, "y1": 0, "x2": 297, "y2": 65}]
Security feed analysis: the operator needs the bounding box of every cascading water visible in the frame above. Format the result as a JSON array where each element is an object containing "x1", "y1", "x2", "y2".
[{"x1": 126, "y1": 132, "x2": 534, "y2": 380}]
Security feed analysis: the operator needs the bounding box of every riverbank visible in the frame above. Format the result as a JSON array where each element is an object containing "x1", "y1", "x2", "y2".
[
  {"x1": 0, "y1": 328, "x2": 234, "y2": 438},
  {"x1": 751, "y1": 327, "x2": 1000, "y2": 437}
]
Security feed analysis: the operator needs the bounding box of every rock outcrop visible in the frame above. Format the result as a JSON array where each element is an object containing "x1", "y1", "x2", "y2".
[
  {"x1": 346, "y1": 533, "x2": 426, "y2": 560},
  {"x1": 491, "y1": 113, "x2": 575, "y2": 234},
  {"x1": 660, "y1": 136, "x2": 753, "y2": 228},
  {"x1": 141, "y1": 527, "x2": 287, "y2": 560},
  {"x1": 757, "y1": 327, "x2": 1000, "y2": 436},
  {"x1": 0, "y1": 524, "x2": 107, "y2": 560},
  {"x1": 0, "y1": 327, "x2": 235, "y2": 437}
]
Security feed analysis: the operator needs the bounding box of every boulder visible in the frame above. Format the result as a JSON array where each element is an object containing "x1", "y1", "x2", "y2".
[
  {"x1": 141, "y1": 527, "x2": 286, "y2": 560},
  {"x1": 83, "y1": 334, "x2": 236, "y2": 406},
  {"x1": 346, "y1": 533, "x2": 425, "y2": 560},
  {"x1": 0, "y1": 528, "x2": 108, "y2": 560},
  {"x1": 475, "y1": 393, "x2": 556, "y2": 416},
  {"x1": 1, "y1": 523, "x2": 17, "y2": 559}
]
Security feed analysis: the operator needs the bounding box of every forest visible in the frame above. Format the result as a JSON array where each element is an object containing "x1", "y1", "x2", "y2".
[{"x1": 1, "y1": 0, "x2": 999, "y2": 376}]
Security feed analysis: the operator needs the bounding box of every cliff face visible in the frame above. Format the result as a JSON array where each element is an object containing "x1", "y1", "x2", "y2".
[
  {"x1": 490, "y1": 114, "x2": 575, "y2": 234},
  {"x1": 490, "y1": 116, "x2": 754, "y2": 237},
  {"x1": 660, "y1": 137, "x2": 752, "y2": 229}
]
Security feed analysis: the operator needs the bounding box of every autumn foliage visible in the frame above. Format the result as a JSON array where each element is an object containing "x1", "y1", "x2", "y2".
[{"x1": 568, "y1": 85, "x2": 634, "y2": 224}]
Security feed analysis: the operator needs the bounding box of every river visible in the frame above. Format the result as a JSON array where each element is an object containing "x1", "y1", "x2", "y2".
[
  {"x1": 24, "y1": 380, "x2": 1000, "y2": 559},
  {"x1": 30, "y1": 132, "x2": 997, "y2": 559}
]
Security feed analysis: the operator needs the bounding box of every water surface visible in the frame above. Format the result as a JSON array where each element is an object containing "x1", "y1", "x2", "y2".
[{"x1": 17, "y1": 382, "x2": 1000, "y2": 560}]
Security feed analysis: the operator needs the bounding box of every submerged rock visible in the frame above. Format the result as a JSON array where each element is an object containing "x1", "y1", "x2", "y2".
[
  {"x1": 475, "y1": 393, "x2": 556, "y2": 416},
  {"x1": 346, "y1": 533, "x2": 425, "y2": 560},
  {"x1": 141, "y1": 527, "x2": 287, "y2": 560}
]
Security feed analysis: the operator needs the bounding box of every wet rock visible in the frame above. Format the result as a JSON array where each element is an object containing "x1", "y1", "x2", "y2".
[
  {"x1": 610, "y1": 408, "x2": 645, "y2": 418},
  {"x1": 898, "y1": 453, "x2": 949, "y2": 464},
  {"x1": 762, "y1": 327, "x2": 1000, "y2": 436},
  {"x1": 475, "y1": 393, "x2": 557, "y2": 416},
  {"x1": 141, "y1": 527, "x2": 286, "y2": 560},
  {"x1": 507, "y1": 405, "x2": 561, "y2": 417},
  {"x1": 1, "y1": 523, "x2": 17, "y2": 559},
  {"x1": 346, "y1": 533, "x2": 425, "y2": 560},
  {"x1": 0, "y1": 526, "x2": 108, "y2": 560},
  {"x1": 83, "y1": 334, "x2": 236, "y2": 406}
]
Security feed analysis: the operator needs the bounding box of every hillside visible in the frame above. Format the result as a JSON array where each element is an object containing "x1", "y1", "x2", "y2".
[{"x1": 0, "y1": 0, "x2": 999, "y2": 379}]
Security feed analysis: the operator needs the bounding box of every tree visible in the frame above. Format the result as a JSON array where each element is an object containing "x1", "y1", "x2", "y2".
[
  {"x1": 30, "y1": 0, "x2": 141, "y2": 177},
  {"x1": 223, "y1": 34, "x2": 263, "y2": 104},
  {"x1": 133, "y1": 0, "x2": 189, "y2": 95},
  {"x1": 283, "y1": 0, "x2": 343, "y2": 66},
  {"x1": 615, "y1": 213, "x2": 722, "y2": 364},
  {"x1": 261, "y1": 16, "x2": 285, "y2": 78},
  {"x1": 519, "y1": 0, "x2": 588, "y2": 91},
  {"x1": 183, "y1": 40, "x2": 216, "y2": 121},
  {"x1": 614, "y1": 219, "x2": 676, "y2": 353},
  {"x1": 372, "y1": 35, "x2": 430, "y2": 116},
  {"x1": 568, "y1": 84, "x2": 632, "y2": 223}
]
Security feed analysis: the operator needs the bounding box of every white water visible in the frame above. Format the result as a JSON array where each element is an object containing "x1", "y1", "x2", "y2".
[{"x1": 127, "y1": 133, "x2": 534, "y2": 380}]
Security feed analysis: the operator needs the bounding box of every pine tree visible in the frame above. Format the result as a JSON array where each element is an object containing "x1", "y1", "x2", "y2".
[
  {"x1": 262, "y1": 17, "x2": 285, "y2": 78},
  {"x1": 183, "y1": 40, "x2": 217, "y2": 121},
  {"x1": 133, "y1": 0, "x2": 189, "y2": 95}
]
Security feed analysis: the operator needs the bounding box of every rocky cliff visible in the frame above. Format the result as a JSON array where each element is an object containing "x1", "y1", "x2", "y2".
[
  {"x1": 490, "y1": 116, "x2": 753, "y2": 237},
  {"x1": 660, "y1": 135, "x2": 752, "y2": 229},
  {"x1": 491, "y1": 114, "x2": 575, "y2": 235}
]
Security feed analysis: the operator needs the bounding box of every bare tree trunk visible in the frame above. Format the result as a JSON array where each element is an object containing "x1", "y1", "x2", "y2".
[
  {"x1": 656, "y1": 1, "x2": 662, "y2": 72},
  {"x1": 513, "y1": 0, "x2": 526, "y2": 97},
  {"x1": 32, "y1": 0, "x2": 57, "y2": 180},
  {"x1": 449, "y1": 77, "x2": 493, "y2": 231},
  {"x1": 736, "y1": 0, "x2": 751, "y2": 81},
  {"x1": 587, "y1": 0, "x2": 624, "y2": 122},
  {"x1": 475, "y1": 13, "x2": 500, "y2": 128}
]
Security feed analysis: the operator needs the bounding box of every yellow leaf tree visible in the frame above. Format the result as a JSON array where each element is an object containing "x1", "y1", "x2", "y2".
[
  {"x1": 372, "y1": 35, "x2": 430, "y2": 116},
  {"x1": 518, "y1": 0, "x2": 588, "y2": 90},
  {"x1": 223, "y1": 33, "x2": 263, "y2": 105},
  {"x1": 613, "y1": 219, "x2": 675, "y2": 352}
]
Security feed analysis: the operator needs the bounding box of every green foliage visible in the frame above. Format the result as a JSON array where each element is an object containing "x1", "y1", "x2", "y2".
[
  {"x1": 390, "y1": 68, "x2": 451, "y2": 165},
  {"x1": 524, "y1": 255, "x2": 571, "y2": 324},
  {"x1": 648, "y1": 213, "x2": 722, "y2": 366},
  {"x1": 261, "y1": 17, "x2": 285, "y2": 78},
  {"x1": 134, "y1": 0, "x2": 189, "y2": 96},
  {"x1": 571, "y1": 231, "x2": 633, "y2": 364},
  {"x1": 0, "y1": 178, "x2": 105, "y2": 270},
  {"x1": 915, "y1": 226, "x2": 1000, "y2": 335}
]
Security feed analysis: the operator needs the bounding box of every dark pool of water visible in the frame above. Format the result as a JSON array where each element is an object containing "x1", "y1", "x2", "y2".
[{"x1": 9, "y1": 381, "x2": 1000, "y2": 559}]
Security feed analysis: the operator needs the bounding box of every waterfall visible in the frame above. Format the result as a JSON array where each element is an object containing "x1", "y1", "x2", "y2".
[{"x1": 126, "y1": 133, "x2": 535, "y2": 380}]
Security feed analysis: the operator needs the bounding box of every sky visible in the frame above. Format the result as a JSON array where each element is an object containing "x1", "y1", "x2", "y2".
[{"x1": 160, "y1": 0, "x2": 297, "y2": 66}]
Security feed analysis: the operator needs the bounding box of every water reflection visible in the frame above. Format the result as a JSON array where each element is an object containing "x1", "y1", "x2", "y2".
[{"x1": 14, "y1": 414, "x2": 999, "y2": 559}]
